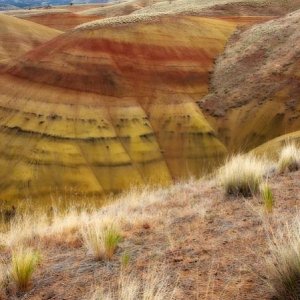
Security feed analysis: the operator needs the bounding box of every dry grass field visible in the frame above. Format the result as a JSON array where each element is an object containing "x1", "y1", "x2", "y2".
[{"x1": 0, "y1": 0, "x2": 300, "y2": 299}]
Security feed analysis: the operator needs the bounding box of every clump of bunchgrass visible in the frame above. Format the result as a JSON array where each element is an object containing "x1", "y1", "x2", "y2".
[
  {"x1": 104, "y1": 225, "x2": 122, "y2": 260},
  {"x1": 121, "y1": 251, "x2": 131, "y2": 269},
  {"x1": 81, "y1": 222, "x2": 121, "y2": 261},
  {"x1": 11, "y1": 248, "x2": 40, "y2": 291},
  {"x1": 218, "y1": 154, "x2": 268, "y2": 197},
  {"x1": 0, "y1": 259, "x2": 9, "y2": 297},
  {"x1": 265, "y1": 218, "x2": 300, "y2": 299},
  {"x1": 260, "y1": 183, "x2": 274, "y2": 213},
  {"x1": 278, "y1": 144, "x2": 300, "y2": 173}
]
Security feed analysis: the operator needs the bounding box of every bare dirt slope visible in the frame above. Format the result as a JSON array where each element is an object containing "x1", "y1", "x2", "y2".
[{"x1": 199, "y1": 9, "x2": 300, "y2": 152}]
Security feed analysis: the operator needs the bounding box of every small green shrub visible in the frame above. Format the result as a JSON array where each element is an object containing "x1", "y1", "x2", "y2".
[
  {"x1": 104, "y1": 226, "x2": 121, "y2": 260},
  {"x1": 121, "y1": 251, "x2": 131, "y2": 268},
  {"x1": 11, "y1": 248, "x2": 40, "y2": 291},
  {"x1": 260, "y1": 183, "x2": 274, "y2": 213}
]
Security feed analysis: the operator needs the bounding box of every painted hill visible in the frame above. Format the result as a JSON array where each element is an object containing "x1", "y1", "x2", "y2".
[
  {"x1": 200, "y1": 9, "x2": 300, "y2": 152},
  {"x1": 0, "y1": 14, "x2": 246, "y2": 201},
  {"x1": 2, "y1": 7, "x2": 101, "y2": 30},
  {"x1": 0, "y1": 14, "x2": 61, "y2": 69},
  {"x1": 78, "y1": 0, "x2": 147, "y2": 17}
]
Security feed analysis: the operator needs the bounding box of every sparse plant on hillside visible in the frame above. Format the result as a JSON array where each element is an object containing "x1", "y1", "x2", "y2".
[
  {"x1": 218, "y1": 154, "x2": 268, "y2": 197},
  {"x1": 104, "y1": 225, "x2": 122, "y2": 260},
  {"x1": 11, "y1": 248, "x2": 40, "y2": 291},
  {"x1": 121, "y1": 251, "x2": 131, "y2": 269},
  {"x1": 265, "y1": 218, "x2": 300, "y2": 300},
  {"x1": 260, "y1": 183, "x2": 274, "y2": 213},
  {"x1": 81, "y1": 222, "x2": 121, "y2": 261},
  {"x1": 278, "y1": 144, "x2": 300, "y2": 173},
  {"x1": 89, "y1": 269, "x2": 174, "y2": 300}
]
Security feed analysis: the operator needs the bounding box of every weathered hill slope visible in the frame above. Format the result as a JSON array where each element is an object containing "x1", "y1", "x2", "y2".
[
  {"x1": 200, "y1": 9, "x2": 300, "y2": 152},
  {"x1": 0, "y1": 15, "x2": 242, "y2": 201},
  {"x1": 134, "y1": 0, "x2": 300, "y2": 16},
  {"x1": 78, "y1": 0, "x2": 300, "y2": 20},
  {"x1": 0, "y1": 14, "x2": 61, "y2": 69},
  {"x1": 3, "y1": 8, "x2": 100, "y2": 31}
]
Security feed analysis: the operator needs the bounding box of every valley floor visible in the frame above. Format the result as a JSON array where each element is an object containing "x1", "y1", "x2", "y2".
[{"x1": 1, "y1": 168, "x2": 300, "y2": 299}]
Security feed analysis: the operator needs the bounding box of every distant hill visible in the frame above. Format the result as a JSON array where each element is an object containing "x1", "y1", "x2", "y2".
[
  {"x1": 0, "y1": 3, "x2": 18, "y2": 9},
  {"x1": 0, "y1": 0, "x2": 109, "y2": 10}
]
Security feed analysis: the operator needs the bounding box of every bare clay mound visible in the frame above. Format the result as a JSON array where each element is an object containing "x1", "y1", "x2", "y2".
[{"x1": 199, "y1": 9, "x2": 300, "y2": 152}]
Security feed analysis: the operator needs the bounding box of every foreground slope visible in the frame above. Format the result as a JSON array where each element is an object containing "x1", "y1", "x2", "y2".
[
  {"x1": 0, "y1": 15, "x2": 238, "y2": 200},
  {"x1": 200, "y1": 9, "x2": 300, "y2": 151},
  {"x1": 1, "y1": 160, "x2": 300, "y2": 299},
  {"x1": 0, "y1": 14, "x2": 61, "y2": 69}
]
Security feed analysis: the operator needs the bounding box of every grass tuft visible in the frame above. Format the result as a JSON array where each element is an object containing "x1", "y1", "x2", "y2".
[
  {"x1": 81, "y1": 222, "x2": 121, "y2": 261},
  {"x1": 278, "y1": 144, "x2": 300, "y2": 173},
  {"x1": 218, "y1": 154, "x2": 268, "y2": 197},
  {"x1": 11, "y1": 248, "x2": 40, "y2": 291},
  {"x1": 121, "y1": 251, "x2": 131, "y2": 269},
  {"x1": 260, "y1": 183, "x2": 274, "y2": 213},
  {"x1": 265, "y1": 218, "x2": 300, "y2": 300},
  {"x1": 0, "y1": 260, "x2": 9, "y2": 297},
  {"x1": 104, "y1": 225, "x2": 122, "y2": 260},
  {"x1": 278, "y1": 143, "x2": 300, "y2": 172}
]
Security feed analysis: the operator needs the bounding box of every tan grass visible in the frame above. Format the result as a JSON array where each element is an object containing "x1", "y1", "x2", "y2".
[
  {"x1": 265, "y1": 217, "x2": 300, "y2": 300},
  {"x1": 278, "y1": 143, "x2": 300, "y2": 173},
  {"x1": 90, "y1": 268, "x2": 175, "y2": 300},
  {"x1": 0, "y1": 259, "x2": 9, "y2": 297},
  {"x1": 218, "y1": 154, "x2": 269, "y2": 197},
  {"x1": 0, "y1": 179, "x2": 210, "y2": 271},
  {"x1": 0, "y1": 185, "x2": 169, "y2": 248},
  {"x1": 81, "y1": 221, "x2": 121, "y2": 260},
  {"x1": 260, "y1": 183, "x2": 274, "y2": 213}
]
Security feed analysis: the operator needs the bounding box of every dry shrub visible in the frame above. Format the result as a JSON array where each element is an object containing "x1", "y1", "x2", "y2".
[
  {"x1": 260, "y1": 183, "x2": 274, "y2": 213},
  {"x1": 278, "y1": 144, "x2": 300, "y2": 173},
  {"x1": 81, "y1": 221, "x2": 121, "y2": 261},
  {"x1": 11, "y1": 248, "x2": 40, "y2": 291},
  {"x1": 218, "y1": 154, "x2": 269, "y2": 197},
  {"x1": 265, "y1": 217, "x2": 300, "y2": 300}
]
